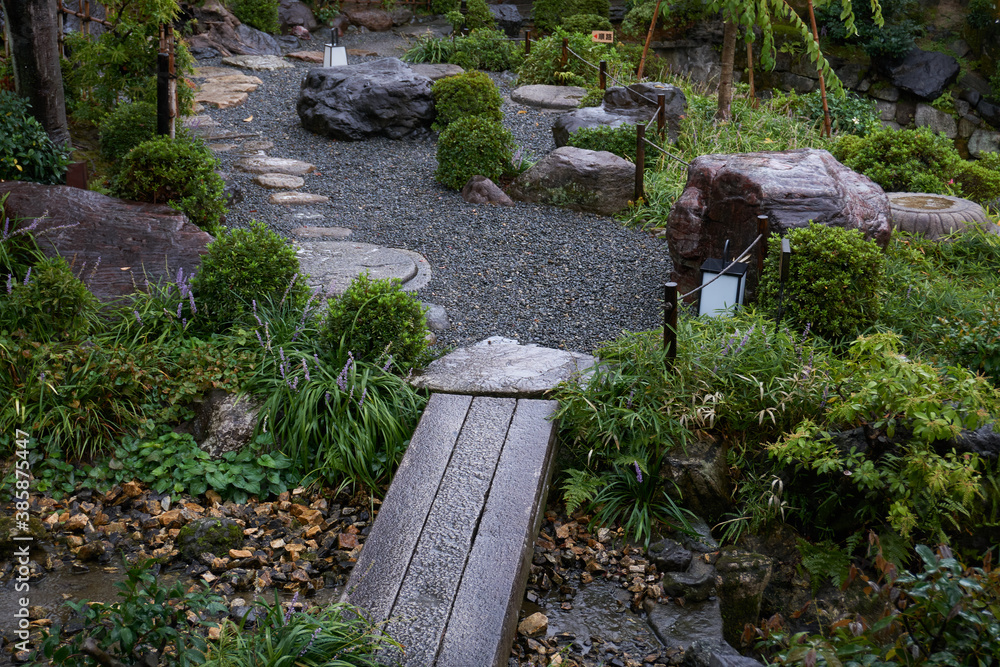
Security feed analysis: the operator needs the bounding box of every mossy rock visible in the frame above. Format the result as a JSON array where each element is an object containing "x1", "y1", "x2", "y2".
[
  {"x1": 176, "y1": 517, "x2": 243, "y2": 562},
  {"x1": 0, "y1": 515, "x2": 48, "y2": 556},
  {"x1": 715, "y1": 548, "x2": 773, "y2": 647}
]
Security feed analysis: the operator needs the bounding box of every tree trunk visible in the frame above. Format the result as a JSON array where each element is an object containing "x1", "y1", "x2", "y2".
[
  {"x1": 715, "y1": 18, "x2": 737, "y2": 122},
  {"x1": 2, "y1": 0, "x2": 70, "y2": 146}
]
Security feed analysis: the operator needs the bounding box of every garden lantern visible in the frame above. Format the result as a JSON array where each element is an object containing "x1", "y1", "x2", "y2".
[
  {"x1": 324, "y1": 32, "x2": 347, "y2": 67},
  {"x1": 697, "y1": 241, "x2": 747, "y2": 318}
]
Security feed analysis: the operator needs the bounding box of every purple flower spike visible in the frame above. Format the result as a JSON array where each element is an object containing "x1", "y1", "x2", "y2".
[
  {"x1": 6, "y1": 274, "x2": 12, "y2": 295},
  {"x1": 23, "y1": 268, "x2": 31, "y2": 285},
  {"x1": 358, "y1": 386, "x2": 367, "y2": 408},
  {"x1": 133, "y1": 310, "x2": 143, "y2": 325},
  {"x1": 633, "y1": 461, "x2": 643, "y2": 484},
  {"x1": 302, "y1": 359, "x2": 310, "y2": 382}
]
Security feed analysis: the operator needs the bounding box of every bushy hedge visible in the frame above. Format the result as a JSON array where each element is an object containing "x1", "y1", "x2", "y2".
[
  {"x1": 432, "y1": 70, "x2": 503, "y2": 130},
  {"x1": 98, "y1": 101, "x2": 159, "y2": 161},
  {"x1": 435, "y1": 116, "x2": 514, "y2": 189}
]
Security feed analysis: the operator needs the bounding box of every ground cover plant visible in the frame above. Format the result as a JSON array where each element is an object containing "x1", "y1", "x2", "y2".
[
  {"x1": 0, "y1": 90, "x2": 71, "y2": 185},
  {"x1": 402, "y1": 28, "x2": 522, "y2": 72}
]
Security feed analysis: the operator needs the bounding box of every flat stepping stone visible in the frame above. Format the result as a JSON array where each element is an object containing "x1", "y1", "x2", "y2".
[
  {"x1": 221, "y1": 54, "x2": 294, "y2": 70},
  {"x1": 409, "y1": 63, "x2": 464, "y2": 81},
  {"x1": 344, "y1": 393, "x2": 558, "y2": 667},
  {"x1": 295, "y1": 240, "x2": 431, "y2": 294},
  {"x1": 194, "y1": 88, "x2": 249, "y2": 109},
  {"x1": 234, "y1": 156, "x2": 316, "y2": 175},
  {"x1": 410, "y1": 336, "x2": 596, "y2": 398},
  {"x1": 269, "y1": 192, "x2": 329, "y2": 205},
  {"x1": 236, "y1": 139, "x2": 274, "y2": 155},
  {"x1": 887, "y1": 192, "x2": 995, "y2": 240},
  {"x1": 192, "y1": 66, "x2": 244, "y2": 79},
  {"x1": 291, "y1": 225, "x2": 352, "y2": 239},
  {"x1": 255, "y1": 173, "x2": 305, "y2": 189},
  {"x1": 347, "y1": 48, "x2": 379, "y2": 57},
  {"x1": 511, "y1": 84, "x2": 587, "y2": 110},
  {"x1": 208, "y1": 143, "x2": 238, "y2": 153},
  {"x1": 287, "y1": 50, "x2": 323, "y2": 63}
]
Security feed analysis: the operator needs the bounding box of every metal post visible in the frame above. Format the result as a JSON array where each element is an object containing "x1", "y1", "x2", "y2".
[
  {"x1": 663, "y1": 282, "x2": 677, "y2": 371},
  {"x1": 635, "y1": 123, "x2": 645, "y2": 204},
  {"x1": 657, "y1": 93, "x2": 665, "y2": 138},
  {"x1": 525, "y1": 30, "x2": 530, "y2": 55},
  {"x1": 599, "y1": 60, "x2": 606, "y2": 90},
  {"x1": 756, "y1": 214, "x2": 769, "y2": 279},
  {"x1": 776, "y1": 237, "x2": 791, "y2": 326},
  {"x1": 560, "y1": 37, "x2": 568, "y2": 68},
  {"x1": 157, "y1": 52, "x2": 171, "y2": 136}
]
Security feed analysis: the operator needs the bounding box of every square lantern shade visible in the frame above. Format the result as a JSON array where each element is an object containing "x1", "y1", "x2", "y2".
[
  {"x1": 324, "y1": 43, "x2": 348, "y2": 67},
  {"x1": 697, "y1": 258, "x2": 747, "y2": 317}
]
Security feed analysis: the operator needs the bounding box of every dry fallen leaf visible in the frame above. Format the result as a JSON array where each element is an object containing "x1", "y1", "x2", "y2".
[{"x1": 243, "y1": 115, "x2": 253, "y2": 122}]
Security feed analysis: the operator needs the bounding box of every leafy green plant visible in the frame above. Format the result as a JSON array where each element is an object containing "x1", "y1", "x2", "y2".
[
  {"x1": 402, "y1": 34, "x2": 457, "y2": 64},
  {"x1": 0, "y1": 90, "x2": 71, "y2": 184},
  {"x1": 322, "y1": 271, "x2": 429, "y2": 367},
  {"x1": 435, "y1": 115, "x2": 514, "y2": 189},
  {"x1": 565, "y1": 123, "x2": 656, "y2": 166},
  {"x1": 449, "y1": 28, "x2": 523, "y2": 71},
  {"x1": 932, "y1": 299, "x2": 1000, "y2": 385},
  {"x1": 816, "y1": 0, "x2": 919, "y2": 61},
  {"x1": 430, "y1": 0, "x2": 457, "y2": 14},
  {"x1": 231, "y1": 0, "x2": 280, "y2": 33},
  {"x1": 432, "y1": 70, "x2": 503, "y2": 130},
  {"x1": 561, "y1": 13, "x2": 613, "y2": 33},
  {"x1": 1, "y1": 256, "x2": 100, "y2": 342},
  {"x1": 954, "y1": 158, "x2": 1000, "y2": 205},
  {"x1": 753, "y1": 542, "x2": 1000, "y2": 667},
  {"x1": 757, "y1": 222, "x2": 885, "y2": 341},
  {"x1": 109, "y1": 135, "x2": 227, "y2": 232},
  {"x1": 98, "y1": 101, "x2": 159, "y2": 160},
  {"x1": 191, "y1": 221, "x2": 310, "y2": 329},
  {"x1": 203, "y1": 594, "x2": 398, "y2": 667},
  {"x1": 792, "y1": 90, "x2": 881, "y2": 137},
  {"x1": 61, "y1": 0, "x2": 195, "y2": 123},
  {"x1": 532, "y1": 0, "x2": 609, "y2": 33},
  {"x1": 578, "y1": 87, "x2": 604, "y2": 107},
  {"x1": 517, "y1": 30, "x2": 627, "y2": 87},
  {"x1": 621, "y1": 0, "x2": 711, "y2": 39},
  {"x1": 797, "y1": 539, "x2": 852, "y2": 596},
  {"x1": 37, "y1": 558, "x2": 228, "y2": 667},
  {"x1": 0, "y1": 196, "x2": 46, "y2": 281}
]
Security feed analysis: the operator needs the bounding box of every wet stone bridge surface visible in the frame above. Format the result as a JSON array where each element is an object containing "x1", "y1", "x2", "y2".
[{"x1": 341, "y1": 338, "x2": 596, "y2": 667}]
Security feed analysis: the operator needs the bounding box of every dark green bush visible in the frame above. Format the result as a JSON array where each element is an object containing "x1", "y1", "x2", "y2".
[
  {"x1": 566, "y1": 124, "x2": 656, "y2": 166},
  {"x1": 517, "y1": 30, "x2": 626, "y2": 87},
  {"x1": 757, "y1": 222, "x2": 884, "y2": 340},
  {"x1": 98, "y1": 101, "x2": 159, "y2": 161},
  {"x1": 561, "y1": 13, "x2": 613, "y2": 33},
  {"x1": 191, "y1": 221, "x2": 310, "y2": 329},
  {"x1": 432, "y1": 70, "x2": 504, "y2": 130},
  {"x1": 954, "y1": 159, "x2": 1000, "y2": 205},
  {"x1": 832, "y1": 127, "x2": 960, "y2": 195},
  {"x1": 621, "y1": 0, "x2": 710, "y2": 38},
  {"x1": 2, "y1": 256, "x2": 99, "y2": 341},
  {"x1": 815, "y1": 0, "x2": 919, "y2": 61},
  {"x1": 431, "y1": 0, "x2": 458, "y2": 14},
  {"x1": 452, "y1": 28, "x2": 523, "y2": 71},
  {"x1": 230, "y1": 0, "x2": 280, "y2": 34},
  {"x1": 0, "y1": 91, "x2": 70, "y2": 185},
  {"x1": 532, "y1": 0, "x2": 609, "y2": 33},
  {"x1": 109, "y1": 136, "x2": 227, "y2": 232},
  {"x1": 322, "y1": 272, "x2": 429, "y2": 367},
  {"x1": 456, "y1": 0, "x2": 495, "y2": 30},
  {"x1": 435, "y1": 115, "x2": 514, "y2": 189},
  {"x1": 792, "y1": 90, "x2": 881, "y2": 136}
]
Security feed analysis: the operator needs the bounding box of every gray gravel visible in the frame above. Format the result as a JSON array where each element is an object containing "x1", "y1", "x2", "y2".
[{"x1": 197, "y1": 33, "x2": 672, "y2": 354}]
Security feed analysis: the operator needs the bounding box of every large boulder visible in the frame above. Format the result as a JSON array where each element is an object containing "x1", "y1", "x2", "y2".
[
  {"x1": 279, "y1": 0, "x2": 318, "y2": 32},
  {"x1": 882, "y1": 48, "x2": 960, "y2": 101},
  {"x1": 297, "y1": 58, "x2": 435, "y2": 140},
  {"x1": 182, "y1": 1, "x2": 283, "y2": 56},
  {"x1": 489, "y1": 4, "x2": 522, "y2": 37},
  {"x1": 553, "y1": 83, "x2": 686, "y2": 147},
  {"x1": 0, "y1": 182, "x2": 212, "y2": 301},
  {"x1": 508, "y1": 146, "x2": 635, "y2": 216},
  {"x1": 343, "y1": 7, "x2": 393, "y2": 31},
  {"x1": 665, "y1": 149, "x2": 892, "y2": 295}
]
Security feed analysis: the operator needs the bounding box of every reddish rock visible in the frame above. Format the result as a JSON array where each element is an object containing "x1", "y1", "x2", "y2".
[
  {"x1": 0, "y1": 182, "x2": 213, "y2": 301},
  {"x1": 62, "y1": 515, "x2": 89, "y2": 532},
  {"x1": 338, "y1": 533, "x2": 360, "y2": 550},
  {"x1": 665, "y1": 148, "x2": 891, "y2": 295},
  {"x1": 343, "y1": 8, "x2": 393, "y2": 31}
]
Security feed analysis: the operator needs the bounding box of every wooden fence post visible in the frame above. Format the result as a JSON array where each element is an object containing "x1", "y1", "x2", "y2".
[
  {"x1": 657, "y1": 93, "x2": 665, "y2": 137},
  {"x1": 635, "y1": 123, "x2": 645, "y2": 204},
  {"x1": 599, "y1": 60, "x2": 606, "y2": 90},
  {"x1": 664, "y1": 282, "x2": 677, "y2": 371}
]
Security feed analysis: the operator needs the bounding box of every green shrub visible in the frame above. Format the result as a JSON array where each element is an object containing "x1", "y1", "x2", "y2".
[
  {"x1": 98, "y1": 101, "x2": 159, "y2": 161},
  {"x1": 532, "y1": 0, "x2": 609, "y2": 33},
  {"x1": 38, "y1": 559, "x2": 228, "y2": 667},
  {"x1": 815, "y1": 0, "x2": 919, "y2": 61},
  {"x1": 451, "y1": 28, "x2": 523, "y2": 71},
  {"x1": 517, "y1": 30, "x2": 626, "y2": 87},
  {"x1": 2, "y1": 257, "x2": 99, "y2": 341},
  {"x1": 560, "y1": 13, "x2": 612, "y2": 33},
  {"x1": 621, "y1": 0, "x2": 710, "y2": 38},
  {"x1": 230, "y1": 0, "x2": 280, "y2": 33},
  {"x1": 463, "y1": 0, "x2": 496, "y2": 30},
  {"x1": 0, "y1": 91, "x2": 70, "y2": 185},
  {"x1": 565, "y1": 123, "x2": 656, "y2": 166},
  {"x1": 578, "y1": 87, "x2": 604, "y2": 107},
  {"x1": 792, "y1": 90, "x2": 881, "y2": 137},
  {"x1": 322, "y1": 272, "x2": 428, "y2": 367},
  {"x1": 435, "y1": 115, "x2": 515, "y2": 189},
  {"x1": 109, "y1": 135, "x2": 227, "y2": 232},
  {"x1": 431, "y1": 0, "x2": 458, "y2": 14},
  {"x1": 0, "y1": 195, "x2": 46, "y2": 279},
  {"x1": 432, "y1": 70, "x2": 504, "y2": 130},
  {"x1": 191, "y1": 221, "x2": 309, "y2": 329},
  {"x1": 402, "y1": 34, "x2": 457, "y2": 64},
  {"x1": 757, "y1": 222, "x2": 884, "y2": 340},
  {"x1": 954, "y1": 158, "x2": 1000, "y2": 205},
  {"x1": 831, "y1": 127, "x2": 961, "y2": 195}
]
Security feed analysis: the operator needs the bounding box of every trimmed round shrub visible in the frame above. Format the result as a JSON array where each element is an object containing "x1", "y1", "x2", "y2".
[
  {"x1": 98, "y1": 101, "x2": 158, "y2": 161},
  {"x1": 2, "y1": 256, "x2": 99, "y2": 341},
  {"x1": 109, "y1": 136, "x2": 227, "y2": 232},
  {"x1": 322, "y1": 272, "x2": 429, "y2": 367},
  {"x1": 435, "y1": 116, "x2": 514, "y2": 190},
  {"x1": 561, "y1": 14, "x2": 613, "y2": 33},
  {"x1": 757, "y1": 222, "x2": 884, "y2": 340},
  {"x1": 432, "y1": 70, "x2": 503, "y2": 130},
  {"x1": 191, "y1": 221, "x2": 310, "y2": 329},
  {"x1": 0, "y1": 91, "x2": 70, "y2": 185},
  {"x1": 230, "y1": 0, "x2": 280, "y2": 34}
]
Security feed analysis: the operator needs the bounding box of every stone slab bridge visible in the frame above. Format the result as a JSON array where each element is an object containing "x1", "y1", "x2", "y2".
[{"x1": 340, "y1": 337, "x2": 596, "y2": 667}]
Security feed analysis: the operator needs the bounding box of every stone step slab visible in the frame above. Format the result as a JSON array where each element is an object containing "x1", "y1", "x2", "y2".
[
  {"x1": 511, "y1": 84, "x2": 587, "y2": 110},
  {"x1": 291, "y1": 225, "x2": 352, "y2": 239},
  {"x1": 344, "y1": 393, "x2": 559, "y2": 667},
  {"x1": 286, "y1": 50, "x2": 324, "y2": 63},
  {"x1": 268, "y1": 192, "x2": 329, "y2": 205},
  {"x1": 221, "y1": 54, "x2": 294, "y2": 70},
  {"x1": 234, "y1": 156, "x2": 316, "y2": 175},
  {"x1": 254, "y1": 173, "x2": 306, "y2": 190},
  {"x1": 294, "y1": 240, "x2": 431, "y2": 293}
]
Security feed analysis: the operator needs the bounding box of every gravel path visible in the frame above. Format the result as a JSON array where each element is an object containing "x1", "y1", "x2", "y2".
[{"x1": 199, "y1": 32, "x2": 673, "y2": 355}]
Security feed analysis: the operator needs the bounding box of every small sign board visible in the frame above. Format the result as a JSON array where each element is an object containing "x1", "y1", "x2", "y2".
[{"x1": 591, "y1": 30, "x2": 614, "y2": 43}]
